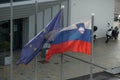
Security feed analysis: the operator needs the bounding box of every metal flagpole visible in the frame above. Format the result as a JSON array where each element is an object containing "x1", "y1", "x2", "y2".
[
  {"x1": 10, "y1": 0, "x2": 14, "y2": 80},
  {"x1": 60, "y1": 54, "x2": 63, "y2": 80},
  {"x1": 34, "y1": 0, "x2": 38, "y2": 80},
  {"x1": 90, "y1": 13, "x2": 95, "y2": 80},
  {"x1": 60, "y1": 5, "x2": 64, "y2": 80}
]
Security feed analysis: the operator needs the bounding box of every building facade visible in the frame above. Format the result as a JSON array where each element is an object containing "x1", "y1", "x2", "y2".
[
  {"x1": 0, "y1": 0, "x2": 70, "y2": 50},
  {"x1": 0, "y1": 0, "x2": 118, "y2": 80}
]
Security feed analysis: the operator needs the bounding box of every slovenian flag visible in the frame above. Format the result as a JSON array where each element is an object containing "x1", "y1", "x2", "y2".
[{"x1": 46, "y1": 20, "x2": 92, "y2": 61}]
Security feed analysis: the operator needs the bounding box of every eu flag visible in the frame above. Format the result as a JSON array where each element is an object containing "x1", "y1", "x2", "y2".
[{"x1": 17, "y1": 10, "x2": 62, "y2": 64}]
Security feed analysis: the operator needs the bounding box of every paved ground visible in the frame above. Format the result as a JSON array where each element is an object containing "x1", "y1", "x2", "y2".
[
  {"x1": 1, "y1": 37, "x2": 120, "y2": 80},
  {"x1": 67, "y1": 71, "x2": 120, "y2": 80}
]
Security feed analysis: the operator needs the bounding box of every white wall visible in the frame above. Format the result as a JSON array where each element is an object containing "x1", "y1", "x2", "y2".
[
  {"x1": 115, "y1": 0, "x2": 120, "y2": 14},
  {"x1": 70, "y1": 0, "x2": 114, "y2": 38}
]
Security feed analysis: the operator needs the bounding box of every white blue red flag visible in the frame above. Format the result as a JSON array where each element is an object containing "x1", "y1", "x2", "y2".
[{"x1": 46, "y1": 20, "x2": 92, "y2": 61}]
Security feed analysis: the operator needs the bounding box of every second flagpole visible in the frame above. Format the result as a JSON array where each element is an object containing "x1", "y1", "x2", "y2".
[{"x1": 34, "y1": 0, "x2": 38, "y2": 80}]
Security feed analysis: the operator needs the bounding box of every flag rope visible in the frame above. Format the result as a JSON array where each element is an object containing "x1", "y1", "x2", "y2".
[{"x1": 64, "y1": 54, "x2": 107, "y2": 70}]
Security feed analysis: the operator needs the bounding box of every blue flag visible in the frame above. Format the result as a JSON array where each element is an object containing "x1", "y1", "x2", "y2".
[{"x1": 17, "y1": 10, "x2": 62, "y2": 64}]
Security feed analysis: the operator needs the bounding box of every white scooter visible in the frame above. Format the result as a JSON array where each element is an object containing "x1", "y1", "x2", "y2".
[{"x1": 105, "y1": 23, "x2": 119, "y2": 43}]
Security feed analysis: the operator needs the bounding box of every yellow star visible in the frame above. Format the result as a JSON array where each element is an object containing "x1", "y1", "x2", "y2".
[
  {"x1": 29, "y1": 44, "x2": 32, "y2": 48},
  {"x1": 34, "y1": 48, "x2": 37, "y2": 51}
]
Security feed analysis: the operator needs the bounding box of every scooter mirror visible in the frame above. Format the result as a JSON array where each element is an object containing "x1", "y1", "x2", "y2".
[{"x1": 107, "y1": 23, "x2": 110, "y2": 27}]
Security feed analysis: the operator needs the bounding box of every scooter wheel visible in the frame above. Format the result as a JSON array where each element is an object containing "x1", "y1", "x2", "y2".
[
  {"x1": 105, "y1": 39, "x2": 109, "y2": 43},
  {"x1": 105, "y1": 41, "x2": 108, "y2": 43}
]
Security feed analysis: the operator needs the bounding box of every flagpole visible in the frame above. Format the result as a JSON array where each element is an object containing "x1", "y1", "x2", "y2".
[
  {"x1": 34, "y1": 0, "x2": 38, "y2": 80},
  {"x1": 90, "y1": 13, "x2": 95, "y2": 80},
  {"x1": 10, "y1": 0, "x2": 14, "y2": 80},
  {"x1": 60, "y1": 53, "x2": 63, "y2": 80},
  {"x1": 60, "y1": 5, "x2": 64, "y2": 80}
]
